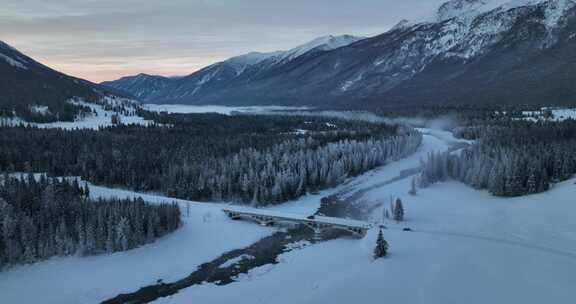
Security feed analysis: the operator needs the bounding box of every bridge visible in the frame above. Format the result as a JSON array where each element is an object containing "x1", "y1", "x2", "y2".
[{"x1": 223, "y1": 206, "x2": 371, "y2": 237}]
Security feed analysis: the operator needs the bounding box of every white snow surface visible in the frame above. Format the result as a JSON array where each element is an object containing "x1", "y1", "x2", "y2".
[
  {"x1": 225, "y1": 34, "x2": 364, "y2": 70},
  {"x1": 2, "y1": 97, "x2": 153, "y2": 130},
  {"x1": 30, "y1": 105, "x2": 50, "y2": 115},
  {"x1": 194, "y1": 34, "x2": 364, "y2": 81},
  {"x1": 225, "y1": 51, "x2": 284, "y2": 75},
  {"x1": 2, "y1": 127, "x2": 576, "y2": 304},
  {"x1": 435, "y1": 0, "x2": 574, "y2": 23},
  {"x1": 278, "y1": 35, "x2": 364, "y2": 61},
  {"x1": 0, "y1": 184, "x2": 275, "y2": 304},
  {"x1": 156, "y1": 177, "x2": 576, "y2": 304},
  {"x1": 387, "y1": 0, "x2": 576, "y2": 69},
  {"x1": 519, "y1": 107, "x2": 576, "y2": 121},
  {"x1": 154, "y1": 128, "x2": 576, "y2": 304},
  {"x1": 227, "y1": 51, "x2": 283, "y2": 66},
  {"x1": 218, "y1": 254, "x2": 255, "y2": 269}
]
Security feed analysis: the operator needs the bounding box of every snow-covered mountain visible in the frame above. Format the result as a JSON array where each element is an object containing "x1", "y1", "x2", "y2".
[
  {"x1": 276, "y1": 34, "x2": 363, "y2": 62},
  {"x1": 104, "y1": 0, "x2": 576, "y2": 108},
  {"x1": 102, "y1": 35, "x2": 365, "y2": 104},
  {"x1": 0, "y1": 40, "x2": 137, "y2": 122},
  {"x1": 188, "y1": 0, "x2": 576, "y2": 108},
  {"x1": 100, "y1": 73, "x2": 173, "y2": 101}
]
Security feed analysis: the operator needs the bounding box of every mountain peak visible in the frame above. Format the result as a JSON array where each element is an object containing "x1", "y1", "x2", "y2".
[
  {"x1": 436, "y1": 0, "x2": 495, "y2": 22},
  {"x1": 0, "y1": 41, "x2": 30, "y2": 70},
  {"x1": 134, "y1": 73, "x2": 152, "y2": 78},
  {"x1": 280, "y1": 34, "x2": 365, "y2": 61},
  {"x1": 390, "y1": 19, "x2": 414, "y2": 31},
  {"x1": 227, "y1": 51, "x2": 283, "y2": 66},
  {"x1": 436, "y1": 0, "x2": 576, "y2": 23},
  {"x1": 219, "y1": 34, "x2": 365, "y2": 73},
  {"x1": 0, "y1": 40, "x2": 16, "y2": 52}
]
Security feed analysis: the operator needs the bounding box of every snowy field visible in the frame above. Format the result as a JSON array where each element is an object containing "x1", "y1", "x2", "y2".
[
  {"x1": 0, "y1": 98, "x2": 153, "y2": 130},
  {"x1": 516, "y1": 108, "x2": 576, "y2": 122},
  {"x1": 157, "y1": 177, "x2": 576, "y2": 304},
  {"x1": 153, "y1": 131, "x2": 576, "y2": 304},
  {"x1": 2, "y1": 128, "x2": 576, "y2": 303},
  {"x1": 0, "y1": 171, "x2": 352, "y2": 303},
  {"x1": 0, "y1": 186, "x2": 275, "y2": 304},
  {"x1": 143, "y1": 104, "x2": 309, "y2": 115}
]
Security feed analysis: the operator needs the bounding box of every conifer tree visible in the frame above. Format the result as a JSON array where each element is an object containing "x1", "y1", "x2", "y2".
[
  {"x1": 84, "y1": 182, "x2": 90, "y2": 199},
  {"x1": 0, "y1": 176, "x2": 181, "y2": 268},
  {"x1": 526, "y1": 168, "x2": 538, "y2": 194},
  {"x1": 393, "y1": 198, "x2": 404, "y2": 222},
  {"x1": 409, "y1": 176, "x2": 417, "y2": 196},
  {"x1": 373, "y1": 229, "x2": 388, "y2": 259},
  {"x1": 419, "y1": 120, "x2": 576, "y2": 198}
]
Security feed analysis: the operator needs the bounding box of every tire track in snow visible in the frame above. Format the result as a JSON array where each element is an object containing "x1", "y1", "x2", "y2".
[{"x1": 394, "y1": 227, "x2": 576, "y2": 260}]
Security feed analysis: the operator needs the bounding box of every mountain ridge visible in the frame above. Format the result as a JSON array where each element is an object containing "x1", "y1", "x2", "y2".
[
  {"x1": 101, "y1": 35, "x2": 365, "y2": 104},
  {"x1": 0, "y1": 40, "x2": 133, "y2": 122},
  {"x1": 102, "y1": 0, "x2": 576, "y2": 108},
  {"x1": 174, "y1": 0, "x2": 576, "y2": 108}
]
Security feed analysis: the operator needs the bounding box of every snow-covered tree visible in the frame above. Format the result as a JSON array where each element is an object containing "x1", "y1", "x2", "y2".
[
  {"x1": 373, "y1": 229, "x2": 388, "y2": 259},
  {"x1": 0, "y1": 176, "x2": 181, "y2": 268},
  {"x1": 393, "y1": 199, "x2": 404, "y2": 222},
  {"x1": 409, "y1": 176, "x2": 418, "y2": 196},
  {"x1": 419, "y1": 120, "x2": 576, "y2": 197}
]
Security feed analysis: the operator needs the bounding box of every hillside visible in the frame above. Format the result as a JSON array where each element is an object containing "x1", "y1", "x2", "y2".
[{"x1": 0, "y1": 41, "x2": 132, "y2": 122}]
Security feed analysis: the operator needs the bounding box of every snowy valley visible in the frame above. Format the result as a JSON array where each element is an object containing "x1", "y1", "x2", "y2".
[
  {"x1": 2, "y1": 0, "x2": 576, "y2": 303},
  {"x1": 2, "y1": 126, "x2": 576, "y2": 304}
]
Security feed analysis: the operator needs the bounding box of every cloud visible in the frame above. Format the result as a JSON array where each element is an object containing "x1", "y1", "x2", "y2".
[{"x1": 0, "y1": 0, "x2": 446, "y2": 82}]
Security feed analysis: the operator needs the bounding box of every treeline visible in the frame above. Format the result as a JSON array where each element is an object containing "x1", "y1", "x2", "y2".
[
  {"x1": 371, "y1": 104, "x2": 545, "y2": 125},
  {"x1": 0, "y1": 93, "x2": 141, "y2": 123},
  {"x1": 420, "y1": 120, "x2": 576, "y2": 196},
  {"x1": 167, "y1": 134, "x2": 422, "y2": 204},
  {"x1": 0, "y1": 114, "x2": 415, "y2": 205},
  {"x1": 0, "y1": 175, "x2": 181, "y2": 268},
  {"x1": 0, "y1": 102, "x2": 87, "y2": 123}
]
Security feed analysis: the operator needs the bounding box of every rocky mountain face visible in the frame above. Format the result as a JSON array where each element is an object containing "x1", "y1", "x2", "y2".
[
  {"x1": 100, "y1": 73, "x2": 173, "y2": 101},
  {"x1": 102, "y1": 35, "x2": 365, "y2": 104},
  {"x1": 105, "y1": 0, "x2": 576, "y2": 108},
  {"x1": 0, "y1": 41, "x2": 127, "y2": 121}
]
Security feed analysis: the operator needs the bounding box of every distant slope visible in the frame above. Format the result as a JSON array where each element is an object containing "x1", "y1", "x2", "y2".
[
  {"x1": 0, "y1": 41, "x2": 130, "y2": 122},
  {"x1": 103, "y1": 0, "x2": 576, "y2": 109},
  {"x1": 100, "y1": 73, "x2": 173, "y2": 101},
  {"x1": 188, "y1": 0, "x2": 576, "y2": 108},
  {"x1": 102, "y1": 35, "x2": 365, "y2": 104}
]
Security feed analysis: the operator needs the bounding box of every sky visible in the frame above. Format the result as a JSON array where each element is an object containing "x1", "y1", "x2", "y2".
[{"x1": 0, "y1": 0, "x2": 446, "y2": 82}]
